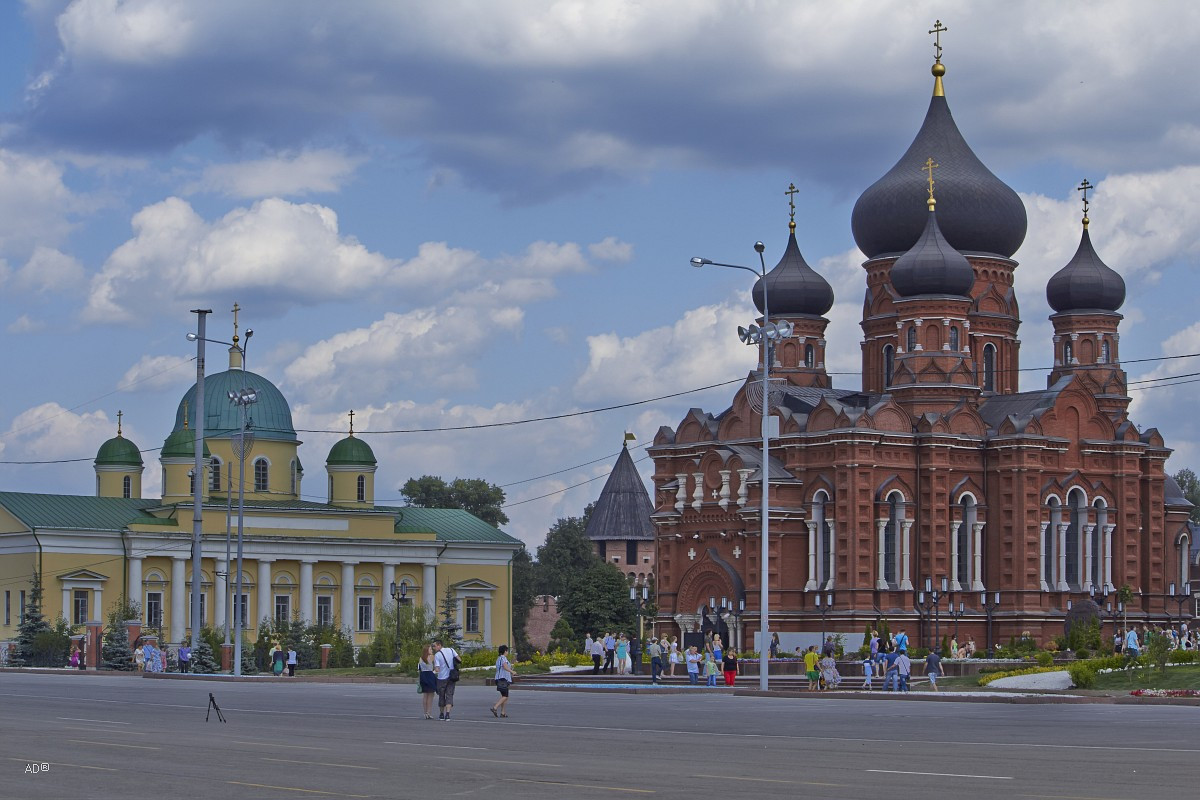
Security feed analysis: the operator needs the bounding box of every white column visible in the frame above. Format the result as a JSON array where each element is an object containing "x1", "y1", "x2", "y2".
[
  {"x1": 299, "y1": 559, "x2": 316, "y2": 624},
  {"x1": 341, "y1": 562, "x2": 358, "y2": 634},
  {"x1": 1103, "y1": 524, "x2": 1115, "y2": 592},
  {"x1": 876, "y1": 519, "x2": 888, "y2": 589},
  {"x1": 214, "y1": 558, "x2": 227, "y2": 636},
  {"x1": 483, "y1": 597, "x2": 493, "y2": 646},
  {"x1": 257, "y1": 559, "x2": 274, "y2": 626},
  {"x1": 899, "y1": 520, "x2": 914, "y2": 591},
  {"x1": 382, "y1": 564, "x2": 396, "y2": 599},
  {"x1": 736, "y1": 469, "x2": 752, "y2": 507},
  {"x1": 805, "y1": 521, "x2": 818, "y2": 591},
  {"x1": 950, "y1": 519, "x2": 962, "y2": 591},
  {"x1": 171, "y1": 556, "x2": 187, "y2": 643},
  {"x1": 691, "y1": 472, "x2": 704, "y2": 511},
  {"x1": 422, "y1": 563, "x2": 437, "y2": 612},
  {"x1": 128, "y1": 557, "x2": 143, "y2": 608},
  {"x1": 971, "y1": 522, "x2": 985, "y2": 591},
  {"x1": 675, "y1": 474, "x2": 688, "y2": 512},
  {"x1": 1039, "y1": 522, "x2": 1050, "y2": 591},
  {"x1": 826, "y1": 521, "x2": 836, "y2": 590},
  {"x1": 62, "y1": 588, "x2": 71, "y2": 621},
  {"x1": 1056, "y1": 523, "x2": 1070, "y2": 591},
  {"x1": 718, "y1": 470, "x2": 731, "y2": 511},
  {"x1": 93, "y1": 589, "x2": 103, "y2": 620},
  {"x1": 1083, "y1": 523, "x2": 1095, "y2": 592}
]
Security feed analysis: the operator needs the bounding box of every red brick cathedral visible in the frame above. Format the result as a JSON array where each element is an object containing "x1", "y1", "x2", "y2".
[{"x1": 649, "y1": 46, "x2": 1193, "y2": 652}]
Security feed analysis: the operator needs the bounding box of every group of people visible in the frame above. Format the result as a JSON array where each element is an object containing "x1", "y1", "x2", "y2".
[
  {"x1": 132, "y1": 639, "x2": 166, "y2": 672},
  {"x1": 800, "y1": 637, "x2": 843, "y2": 690},
  {"x1": 416, "y1": 639, "x2": 515, "y2": 721},
  {"x1": 269, "y1": 644, "x2": 298, "y2": 677},
  {"x1": 584, "y1": 632, "x2": 637, "y2": 675},
  {"x1": 1116, "y1": 624, "x2": 1193, "y2": 658}
]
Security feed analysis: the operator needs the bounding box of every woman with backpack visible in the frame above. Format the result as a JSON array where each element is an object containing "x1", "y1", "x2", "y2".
[{"x1": 433, "y1": 639, "x2": 460, "y2": 721}]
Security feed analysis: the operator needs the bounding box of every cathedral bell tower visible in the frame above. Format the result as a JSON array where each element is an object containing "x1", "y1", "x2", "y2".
[{"x1": 1045, "y1": 180, "x2": 1129, "y2": 417}]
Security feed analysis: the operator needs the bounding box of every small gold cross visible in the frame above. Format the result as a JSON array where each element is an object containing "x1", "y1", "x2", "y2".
[
  {"x1": 923, "y1": 157, "x2": 939, "y2": 205},
  {"x1": 348, "y1": 409, "x2": 355, "y2": 435},
  {"x1": 231, "y1": 302, "x2": 241, "y2": 344},
  {"x1": 117, "y1": 409, "x2": 123, "y2": 436},
  {"x1": 929, "y1": 19, "x2": 948, "y2": 62},
  {"x1": 785, "y1": 183, "x2": 799, "y2": 230}
]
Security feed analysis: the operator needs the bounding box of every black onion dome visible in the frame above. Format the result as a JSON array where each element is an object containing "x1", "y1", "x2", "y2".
[
  {"x1": 1046, "y1": 227, "x2": 1125, "y2": 312},
  {"x1": 890, "y1": 207, "x2": 975, "y2": 297},
  {"x1": 851, "y1": 92, "x2": 1027, "y2": 259},
  {"x1": 752, "y1": 230, "x2": 835, "y2": 316}
]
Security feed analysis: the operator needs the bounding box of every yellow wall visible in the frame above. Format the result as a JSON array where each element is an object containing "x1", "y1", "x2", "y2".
[{"x1": 0, "y1": 550, "x2": 36, "y2": 638}]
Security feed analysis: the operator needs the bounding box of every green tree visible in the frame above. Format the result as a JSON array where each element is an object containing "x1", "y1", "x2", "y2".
[
  {"x1": 1116, "y1": 583, "x2": 1134, "y2": 634},
  {"x1": 400, "y1": 475, "x2": 509, "y2": 527},
  {"x1": 547, "y1": 617, "x2": 576, "y2": 653},
  {"x1": 101, "y1": 596, "x2": 141, "y2": 671},
  {"x1": 534, "y1": 504, "x2": 598, "y2": 597},
  {"x1": 557, "y1": 561, "x2": 635, "y2": 637},
  {"x1": 11, "y1": 569, "x2": 52, "y2": 667},
  {"x1": 190, "y1": 640, "x2": 219, "y2": 673},
  {"x1": 438, "y1": 585, "x2": 463, "y2": 649},
  {"x1": 1172, "y1": 468, "x2": 1200, "y2": 522},
  {"x1": 510, "y1": 544, "x2": 537, "y2": 657}
]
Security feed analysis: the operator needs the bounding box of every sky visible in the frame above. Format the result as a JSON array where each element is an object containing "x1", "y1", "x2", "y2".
[{"x1": 1, "y1": 1, "x2": 1199, "y2": 552}]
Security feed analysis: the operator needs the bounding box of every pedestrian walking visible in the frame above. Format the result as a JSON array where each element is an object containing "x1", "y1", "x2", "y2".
[
  {"x1": 178, "y1": 643, "x2": 191, "y2": 673},
  {"x1": 584, "y1": 632, "x2": 593, "y2": 657},
  {"x1": 896, "y1": 650, "x2": 912, "y2": 692},
  {"x1": 433, "y1": 639, "x2": 460, "y2": 720},
  {"x1": 819, "y1": 652, "x2": 841, "y2": 689},
  {"x1": 704, "y1": 650, "x2": 719, "y2": 686},
  {"x1": 895, "y1": 628, "x2": 909, "y2": 653},
  {"x1": 861, "y1": 655, "x2": 874, "y2": 690},
  {"x1": 603, "y1": 632, "x2": 616, "y2": 674},
  {"x1": 271, "y1": 643, "x2": 286, "y2": 677},
  {"x1": 804, "y1": 645, "x2": 820, "y2": 691},
  {"x1": 590, "y1": 636, "x2": 604, "y2": 674},
  {"x1": 722, "y1": 648, "x2": 738, "y2": 686},
  {"x1": 648, "y1": 638, "x2": 663, "y2": 684},
  {"x1": 924, "y1": 648, "x2": 942, "y2": 692},
  {"x1": 286, "y1": 647, "x2": 298, "y2": 678},
  {"x1": 668, "y1": 636, "x2": 680, "y2": 676},
  {"x1": 491, "y1": 645, "x2": 514, "y2": 718},
  {"x1": 685, "y1": 646, "x2": 701, "y2": 685},
  {"x1": 769, "y1": 632, "x2": 780, "y2": 660},
  {"x1": 883, "y1": 649, "x2": 899, "y2": 691},
  {"x1": 417, "y1": 644, "x2": 437, "y2": 719}
]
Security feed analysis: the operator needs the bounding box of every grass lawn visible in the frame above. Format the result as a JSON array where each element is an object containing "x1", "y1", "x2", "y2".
[{"x1": 1093, "y1": 664, "x2": 1200, "y2": 691}]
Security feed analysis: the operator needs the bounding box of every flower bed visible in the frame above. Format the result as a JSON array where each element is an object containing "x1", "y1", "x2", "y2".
[{"x1": 1130, "y1": 688, "x2": 1200, "y2": 698}]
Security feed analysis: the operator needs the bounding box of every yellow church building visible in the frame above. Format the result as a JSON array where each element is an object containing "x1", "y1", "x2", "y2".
[{"x1": 0, "y1": 336, "x2": 520, "y2": 655}]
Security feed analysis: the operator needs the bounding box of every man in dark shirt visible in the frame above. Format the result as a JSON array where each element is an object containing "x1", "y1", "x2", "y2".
[
  {"x1": 924, "y1": 648, "x2": 942, "y2": 692},
  {"x1": 883, "y1": 650, "x2": 900, "y2": 691},
  {"x1": 821, "y1": 636, "x2": 836, "y2": 657}
]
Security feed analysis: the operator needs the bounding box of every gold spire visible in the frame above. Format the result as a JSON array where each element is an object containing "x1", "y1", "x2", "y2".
[
  {"x1": 182, "y1": 400, "x2": 189, "y2": 430},
  {"x1": 116, "y1": 409, "x2": 123, "y2": 437},
  {"x1": 929, "y1": 19, "x2": 947, "y2": 97},
  {"x1": 923, "y1": 157, "x2": 939, "y2": 210},
  {"x1": 231, "y1": 301, "x2": 241, "y2": 345},
  {"x1": 1077, "y1": 178, "x2": 1093, "y2": 229},
  {"x1": 348, "y1": 409, "x2": 355, "y2": 437},
  {"x1": 785, "y1": 182, "x2": 798, "y2": 232}
]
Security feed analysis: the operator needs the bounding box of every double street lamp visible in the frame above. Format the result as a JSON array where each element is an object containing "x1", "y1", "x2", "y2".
[
  {"x1": 390, "y1": 580, "x2": 409, "y2": 662},
  {"x1": 814, "y1": 592, "x2": 834, "y2": 646},
  {"x1": 981, "y1": 590, "x2": 1001, "y2": 658},
  {"x1": 691, "y1": 242, "x2": 790, "y2": 692},
  {"x1": 1168, "y1": 582, "x2": 1192, "y2": 630}
]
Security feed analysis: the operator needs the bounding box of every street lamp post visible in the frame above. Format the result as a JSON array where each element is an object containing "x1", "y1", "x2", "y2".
[
  {"x1": 390, "y1": 581, "x2": 408, "y2": 662},
  {"x1": 914, "y1": 591, "x2": 932, "y2": 647},
  {"x1": 229, "y1": 385, "x2": 257, "y2": 676},
  {"x1": 925, "y1": 578, "x2": 948, "y2": 650},
  {"x1": 187, "y1": 310, "x2": 211, "y2": 654},
  {"x1": 691, "y1": 243, "x2": 791, "y2": 692},
  {"x1": 981, "y1": 590, "x2": 1001, "y2": 658},
  {"x1": 814, "y1": 591, "x2": 834, "y2": 649},
  {"x1": 946, "y1": 600, "x2": 965, "y2": 644},
  {"x1": 1168, "y1": 582, "x2": 1192, "y2": 631}
]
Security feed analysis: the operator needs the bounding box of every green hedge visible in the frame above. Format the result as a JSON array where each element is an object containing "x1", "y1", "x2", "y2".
[{"x1": 1068, "y1": 662, "x2": 1096, "y2": 689}]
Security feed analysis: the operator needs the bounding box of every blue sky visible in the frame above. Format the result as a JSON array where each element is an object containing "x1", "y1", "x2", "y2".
[{"x1": 1, "y1": 1, "x2": 1198, "y2": 550}]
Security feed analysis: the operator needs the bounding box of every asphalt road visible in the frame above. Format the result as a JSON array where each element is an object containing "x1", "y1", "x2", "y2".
[{"x1": 1, "y1": 672, "x2": 1197, "y2": 800}]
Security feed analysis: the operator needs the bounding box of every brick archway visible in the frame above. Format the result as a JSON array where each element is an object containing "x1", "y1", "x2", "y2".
[{"x1": 677, "y1": 553, "x2": 737, "y2": 614}]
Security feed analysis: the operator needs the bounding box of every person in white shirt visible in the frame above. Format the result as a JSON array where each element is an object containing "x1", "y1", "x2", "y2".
[
  {"x1": 433, "y1": 639, "x2": 460, "y2": 721},
  {"x1": 491, "y1": 644, "x2": 514, "y2": 718},
  {"x1": 590, "y1": 637, "x2": 604, "y2": 674}
]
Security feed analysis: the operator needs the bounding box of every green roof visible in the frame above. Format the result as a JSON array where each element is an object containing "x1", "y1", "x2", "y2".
[
  {"x1": 0, "y1": 493, "x2": 160, "y2": 531},
  {"x1": 95, "y1": 435, "x2": 144, "y2": 467},
  {"x1": 175, "y1": 368, "x2": 297, "y2": 443},
  {"x1": 327, "y1": 435, "x2": 377, "y2": 466},
  {"x1": 160, "y1": 428, "x2": 211, "y2": 459},
  {"x1": 384, "y1": 507, "x2": 521, "y2": 544}
]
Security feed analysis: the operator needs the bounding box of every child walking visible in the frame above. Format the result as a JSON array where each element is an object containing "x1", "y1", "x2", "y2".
[
  {"x1": 861, "y1": 655, "x2": 874, "y2": 690},
  {"x1": 704, "y1": 650, "x2": 719, "y2": 686}
]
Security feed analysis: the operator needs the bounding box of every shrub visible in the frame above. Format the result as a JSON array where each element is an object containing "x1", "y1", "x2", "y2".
[
  {"x1": 1035, "y1": 651, "x2": 1053, "y2": 667},
  {"x1": 1068, "y1": 662, "x2": 1096, "y2": 689},
  {"x1": 1168, "y1": 649, "x2": 1197, "y2": 665},
  {"x1": 1075, "y1": 648, "x2": 1090, "y2": 660}
]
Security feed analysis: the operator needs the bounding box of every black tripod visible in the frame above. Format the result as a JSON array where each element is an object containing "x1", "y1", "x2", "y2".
[{"x1": 206, "y1": 692, "x2": 226, "y2": 723}]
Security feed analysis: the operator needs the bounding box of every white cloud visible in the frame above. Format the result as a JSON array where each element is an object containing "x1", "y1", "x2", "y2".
[
  {"x1": 2, "y1": 403, "x2": 114, "y2": 461},
  {"x1": 14, "y1": 246, "x2": 85, "y2": 294},
  {"x1": 120, "y1": 354, "x2": 195, "y2": 393},
  {"x1": 0, "y1": 149, "x2": 76, "y2": 258},
  {"x1": 588, "y1": 236, "x2": 633, "y2": 263},
  {"x1": 55, "y1": 0, "x2": 196, "y2": 66},
  {"x1": 6, "y1": 315, "x2": 45, "y2": 334},
  {"x1": 188, "y1": 149, "x2": 366, "y2": 198}
]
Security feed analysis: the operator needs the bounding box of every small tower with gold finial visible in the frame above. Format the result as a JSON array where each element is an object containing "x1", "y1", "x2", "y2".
[
  {"x1": 160, "y1": 400, "x2": 212, "y2": 504},
  {"x1": 326, "y1": 409, "x2": 378, "y2": 507},
  {"x1": 95, "y1": 410, "x2": 145, "y2": 499},
  {"x1": 929, "y1": 19, "x2": 947, "y2": 97}
]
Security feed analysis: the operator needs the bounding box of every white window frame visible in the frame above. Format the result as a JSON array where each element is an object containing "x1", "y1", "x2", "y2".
[{"x1": 357, "y1": 596, "x2": 373, "y2": 632}]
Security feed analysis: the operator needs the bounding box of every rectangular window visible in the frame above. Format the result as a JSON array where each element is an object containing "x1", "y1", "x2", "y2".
[
  {"x1": 145, "y1": 592, "x2": 163, "y2": 628},
  {"x1": 4, "y1": 590, "x2": 9, "y2": 626},
  {"x1": 19, "y1": 591, "x2": 25, "y2": 625},
  {"x1": 275, "y1": 594, "x2": 291, "y2": 623},
  {"x1": 357, "y1": 597, "x2": 373, "y2": 631},
  {"x1": 597, "y1": 540, "x2": 606, "y2": 560},
  {"x1": 233, "y1": 594, "x2": 249, "y2": 627},
  {"x1": 189, "y1": 593, "x2": 207, "y2": 625},
  {"x1": 626, "y1": 540, "x2": 637, "y2": 565},
  {"x1": 73, "y1": 589, "x2": 89, "y2": 625},
  {"x1": 465, "y1": 598, "x2": 480, "y2": 633},
  {"x1": 316, "y1": 596, "x2": 333, "y2": 627}
]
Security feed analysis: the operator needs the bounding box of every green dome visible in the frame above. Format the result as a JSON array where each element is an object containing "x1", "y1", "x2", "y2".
[
  {"x1": 161, "y1": 428, "x2": 211, "y2": 459},
  {"x1": 95, "y1": 435, "x2": 143, "y2": 467},
  {"x1": 173, "y1": 368, "x2": 297, "y2": 443},
  {"x1": 327, "y1": 435, "x2": 376, "y2": 466}
]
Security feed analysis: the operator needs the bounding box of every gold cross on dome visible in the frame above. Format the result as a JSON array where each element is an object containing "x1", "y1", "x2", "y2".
[
  {"x1": 117, "y1": 409, "x2": 123, "y2": 436},
  {"x1": 231, "y1": 302, "x2": 241, "y2": 344},
  {"x1": 348, "y1": 409, "x2": 355, "y2": 435},
  {"x1": 929, "y1": 19, "x2": 948, "y2": 62},
  {"x1": 923, "y1": 157, "x2": 939, "y2": 205},
  {"x1": 785, "y1": 182, "x2": 799, "y2": 230}
]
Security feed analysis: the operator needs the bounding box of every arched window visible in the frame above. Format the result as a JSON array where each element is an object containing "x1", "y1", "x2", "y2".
[
  {"x1": 188, "y1": 470, "x2": 195, "y2": 496},
  {"x1": 1046, "y1": 497, "x2": 1062, "y2": 587},
  {"x1": 1064, "y1": 341, "x2": 1074, "y2": 364},
  {"x1": 356, "y1": 474, "x2": 366, "y2": 503},
  {"x1": 884, "y1": 493, "x2": 903, "y2": 587},
  {"x1": 983, "y1": 344, "x2": 996, "y2": 392},
  {"x1": 122, "y1": 475, "x2": 132, "y2": 499},
  {"x1": 1181, "y1": 534, "x2": 1191, "y2": 589},
  {"x1": 290, "y1": 460, "x2": 298, "y2": 495},
  {"x1": 949, "y1": 326, "x2": 960, "y2": 351},
  {"x1": 906, "y1": 326, "x2": 917, "y2": 352},
  {"x1": 1101, "y1": 340, "x2": 1111, "y2": 364},
  {"x1": 1092, "y1": 499, "x2": 1107, "y2": 588},
  {"x1": 254, "y1": 458, "x2": 269, "y2": 492},
  {"x1": 814, "y1": 491, "x2": 832, "y2": 587},
  {"x1": 1065, "y1": 489, "x2": 1085, "y2": 588},
  {"x1": 957, "y1": 496, "x2": 975, "y2": 586},
  {"x1": 161, "y1": 468, "x2": 167, "y2": 495},
  {"x1": 328, "y1": 474, "x2": 334, "y2": 504},
  {"x1": 210, "y1": 457, "x2": 222, "y2": 491},
  {"x1": 883, "y1": 345, "x2": 894, "y2": 387},
  {"x1": 804, "y1": 344, "x2": 815, "y2": 368}
]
